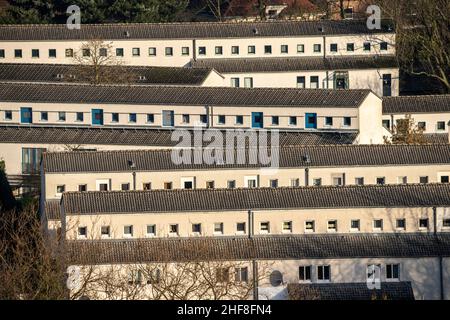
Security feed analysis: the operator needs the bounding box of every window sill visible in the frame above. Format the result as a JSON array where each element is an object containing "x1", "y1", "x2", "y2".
[{"x1": 123, "y1": 235, "x2": 133, "y2": 238}]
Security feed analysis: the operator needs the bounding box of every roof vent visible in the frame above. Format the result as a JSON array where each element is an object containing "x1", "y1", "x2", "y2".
[
  {"x1": 124, "y1": 31, "x2": 130, "y2": 37},
  {"x1": 303, "y1": 154, "x2": 311, "y2": 163},
  {"x1": 319, "y1": 26, "x2": 325, "y2": 33},
  {"x1": 55, "y1": 74, "x2": 64, "y2": 79},
  {"x1": 253, "y1": 27, "x2": 259, "y2": 35},
  {"x1": 138, "y1": 75, "x2": 147, "y2": 81}
]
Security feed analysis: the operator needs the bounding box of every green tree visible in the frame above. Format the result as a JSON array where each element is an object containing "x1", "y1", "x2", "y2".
[{"x1": 0, "y1": 0, "x2": 56, "y2": 24}]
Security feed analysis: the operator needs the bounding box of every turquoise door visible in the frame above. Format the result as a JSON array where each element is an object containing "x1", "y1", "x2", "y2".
[
  {"x1": 251, "y1": 112, "x2": 264, "y2": 128},
  {"x1": 92, "y1": 109, "x2": 104, "y2": 125},
  {"x1": 20, "y1": 107, "x2": 33, "y2": 124},
  {"x1": 305, "y1": 113, "x2": 317, "y2": 129}
]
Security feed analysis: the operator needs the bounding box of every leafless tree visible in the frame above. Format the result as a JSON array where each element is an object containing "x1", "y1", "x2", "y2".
[{"x1": 384, "y1": 114, "x2": 427, "y2": 145}]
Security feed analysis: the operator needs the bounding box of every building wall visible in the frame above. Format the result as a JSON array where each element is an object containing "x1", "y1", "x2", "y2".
[
  {"x1": 62, "y1": 207, "x2": 450, "y2": 240},
  {"x1": 43, "y1": 164, "x2": 450, "y2": 200},
  {"x1": 382, "y1": 112, "x2": 450, "y2": 134}
]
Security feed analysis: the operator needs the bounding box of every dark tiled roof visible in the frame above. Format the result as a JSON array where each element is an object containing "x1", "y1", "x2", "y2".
[
  {"x1": 287, "y1": 282, "x2": 415, "y2": 300},
  {"x1": 0, "y1": 82, "x2": 370, "y2": 107},
  {"x1": 44, "y1": 200, "x2": 61, "y2": 220},
  {"x1": 0, "y1": 126, "x2": 357, "y2": 147},
  {"x1": 66, "y1": 233, "x2": 450, "y2": 265},
  {"x1": 383, "y1": 95, "x2": 450, "y2": 114},
  {"x1": 43, "y1": 144, "x2": 450, "y2": 173},
  {"x1": 0, "y1": 20, "x2": 395, "y2": 41},
  {"x1": 61, "y1": 184, "x2": 450, "y2": 215},
  {"x1": 192, "y1": 55, "x2": 399, "y2": 73},
  {"x1": 423, "y1": 134, "x2": 449, "y2": 144},
  {"x1": 0, "y1": 64, "x2": 215, "y2": 86}
]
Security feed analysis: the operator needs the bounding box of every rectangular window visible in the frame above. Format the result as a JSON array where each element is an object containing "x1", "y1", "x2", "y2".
[
  {"x1": 244, "y1": 77, "x2": 253, "y2": 88},
  {"x1": 347, "y1": 43, "x2": 355, "y2": 51},
  {"x1": 148, "y1": 47, "x2": 156, "y2": 56},
  {"x1": 0, "y1": 49, "x2": 5, "y2": 58},
  {"x1": 15, "y1": 49, "x2": 22, "y2": 58},
  {"x1": 116, "y1": 48, "x2": 124, "y2": 57},
  {"x1": 299, "y1": 266, "x2": 311, "y2": 282},
  {"x1": 297, "y1": 44, "x2": 304, "y2": 53},
  {"x1": 437, "y1": 121, "x2": 446, "y2": 131},
  {"x1": 129, "y1": 113, "x2": 137, "y2": 123},
  {"x1": 206, "y1": 181, "x2": 215, "y2": 189},
  {"x1": 48, "y1": 49, "x2": 56, "y2": 58},
  {"x1": 305, "y1": 220, "x2": 315, "y2": 232},
  {"x1": 132, "y1": 48, "x2": 140, "y2": 56},
  {"x1": 380, "y1": 42, "x2": 388, "y2": 51},
  {"x1": 182, "y1": 114, "x2": 190, "y2": 124},
  {"x1": 231, "y1": 78, "x2": 240, "y2": 87},
  {"x1": 236, "y1": 222, "x2": 246, "y2": 234},
  {"x1": 271, "y1": 116, "x2": 279, "y2": 126},
  {"x1": 396, "y1": 219, "x2": 406, "y2": 230},
  {"x1": 218, "y1": 115, "x2": 225, "y2": 125},
  {"x1": 58, "y1": 112, "x2": 66, "y2": 122},
  {"x1": 296, "y1": 76, "x2": 306, "y2": 88},
  {"x1": 144, "y1": 224, "x2": 155, "y2": 237},
  {"x1": 169, "y1": 224, "x2": 179, "y2": 236},
  {"x1": 328, "y1": 220, "x2": 337, "y2": 232},
  {"x1": 270, "y1": 179, "x2": 278, "y2": 188},
  {"x1": 283, "y1": 221, "x2": 292, "y2": 233},
  {"x1": 32, "y1": 49, "x2": 40, "y2": 58},
  {"x1": 291, "y1": 178, "x2": 300, "y2": 187},
  {"x1": 4, "y1": 110, "x2": 12, "y2": 121},
  {"x1": 78, "y1": 184, "x2": 87, "y2": 192},
  {"x1": 82, "y1": 49, "x2": 90, "y2": 57},
  {"x1": 443, "y1": 219, "x2": 450, "y2": 228},
  {"x1": 124, "y1": 225, "x2": 133, "y2": 237},
  {"x1": 214, "y1": 223, "x2": 223, "y2": 234},
  {"x1": 99, "y1": 48, "x2": 107, "y2": 57},
  {"x1": 376, "y1": 177, "x2": 386, "y2": 185},
  {"x1": 281, "y1": 45, "x2": 288, "y2": 53},
  {"x1": 373, "y1": 219, "x2": 383, "y2": 231},
  {"x1": 198, "y1": 46, "x2": 206, "y2": 55},
  {"x1": 235, "y1": 115, "x2": 243, "y2": 125},
  {"x1": 382, "y1": 119, "x2": 391, "y2": 129},
  {"x1": 231, "y1": 46, "x2": 239, "y2": 55},
  {"x1": 215, "y1": 46, "x2": 223, "y2": 55},
  {"x1": 235, "y1": 267, "x2": 248, "y2": 283},
  {"x1": 165, "y1": 47, "x2": 173, "y2": 56},
  {"x1": 248, "y1": 45, "x2": 256, "y2": 54},
  {"x1": 76, "y1": 112, "x2": 83, "y2": 122},
  {"x1": 330, "y1": 43, "x2": 338, "y2": 52},
  {"x1": 227, "y1": 180, "x2": 236, "y2": 189},
  {"x1": 164, "y1": 182, "x2": 173, "y2": 190},
  {"x1": 325, "y1": 117, "x2": 333, "y2": 126},
  {"x1": 200, "y1": 114, "x2": 208, "y2": 124},
  {"x1": 441, "y1": 176, "x2": 449, "y2": 183},
  {"x1": 143, "y1": 183, "x2": 151, "y2": 190},
  {"x1": 351, "y1": 220, "x2": 360, "y2": 231},
  {"x1": 121, "y1": 183, "x2": 130, "y2": 191},
  {"x1": 78, "y1": 226, "x2": 87, "y2": 238},
  {"x1": 98, "y1": 183, "x2": 108, "y2": 191},
  {"x1": 355, "y1": 177, "x2": 364, "y2": 185},
  {"x1": 419, "y1": 218, "x2": 429, "y2": 230},
  {"x1": 216, "y1": 268, "x2": 229, "y2": 283},
  {"x1": 264, "y1": 45, "x2": 272, "y2": 54},
  {"x1": 56, "y1": 185, "x2": 65, "y2": 194},
  {"x1": 289, "y1": 116, "x2": 297, "y2": 126},
  {"x1": 313, "y1": 178, "x2": 322, "y2": 186},
  {"x1": 192, "y1": 223, "x2": 202, "y2": 235},
  {"x1": 317, "y1": 265, "x2": 331, "y2": 281},
  {"x1": 397, "y1": 176, "x2": 407, "y2": 184},
  {"x1": 343, "y1": 117, "x2": 352, "y2": 126},
  {"x1": 313, "y1": 44, "x2": 321, "y2": 53},
  {"x1": 260, "y1": 222, "x2": 270, "y2": 234},
  {"x1": 418, "y1": 176, "x2": 428, "y2": 185},
  {"x1": 147, "y1": 114, "x2": 154, "y2": 123},
  {"x1": 418, "y1": 122, "x2": 426, "y2": 130},
  {"x1": 162, "y1": 110, "x2": 174, "y2": 127},
  {"x1": 386, "y1": 264, "x2": 400, "y2": 280},
  {"x1": 364, "y1": 42, "x2": 371, "y2": 51},
  {"x1": 182, "y1": 47, "x2": 190, "y2": 56},
  {"x1": 333, "y1": 176, "x2": 343, "y2": 186},
  {"x1": 111, "y1": 113, "x2": 119, "y2": 123},
  {"x1": 101, "y1": 226, "x2": 110, "y2": 237},
  {"x1": 310, "y1": 76, "x2": 319, "y2": 89}
]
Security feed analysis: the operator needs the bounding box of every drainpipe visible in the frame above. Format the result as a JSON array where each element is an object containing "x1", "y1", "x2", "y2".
[
  {"x1": 248, "y1": 210, "x2": 258, "y2": 300},
  {"x1": 433, "y1": 206, "x2": 444, "y2": 300},
  {"x1": 342, "y1": 173, "x2": 346, "y2": 186},
  {"x1": 192, "y1": 39, "x2": 197, "y2": 62},
  {"x1": 390, "y1": 114, "x2": 394, "y2": 131},
  {"x1": 305, "y1": 168, "x2": 309, "y2": 186},
  {"x1": 433, "y1": 207, "x2": 437, "y2": 235}
]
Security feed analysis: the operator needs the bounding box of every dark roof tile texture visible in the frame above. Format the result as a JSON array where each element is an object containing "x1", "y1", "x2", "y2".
[
  {"x1": 0, "y1": 82, "x2": 370, "y2": 107},
  {"x1": 383, "y1": 95, "x2": 450, "y2": 114},
  {"x1": 0, "y1": 20, "x2": 395, "y2": 41},
  {"x1": 43, "y1": 144, "x2": 450, "y2": 173},
  {"x1": 66, "y1": 233, "x2": 450, "y2": 265},
  {"x1": 61, "y1": 184, "x2": 450, "y2": 215}
]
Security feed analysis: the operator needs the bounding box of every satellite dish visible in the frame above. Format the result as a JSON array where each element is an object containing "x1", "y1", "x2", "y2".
[{"x1": 269, "y1": 270, "x2": 283, "y2": 287}]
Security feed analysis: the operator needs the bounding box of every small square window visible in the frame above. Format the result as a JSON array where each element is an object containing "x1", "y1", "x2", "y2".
[
  {"x1": 101, "y1": 226, "x2": 110, "y2": 237},
  {"x1": 32, "y1": 49, "x2": 40, "y2": 58},
  {"x1": 76, "y1": 112, "x2": 83, "y2": 122},
  {"x1": 441, "y1": 176, "x2": 449, "y2": 183},
  {"x1": 260, "y1": 222, "x2": 270, "y2": 234},
  {"x1": 227, "y1": 180, "x2": 236, "y2": 189},
  {"x1": 169, "y1": 224, "x2": 179, "y2": 235},
  {"x1": 297, "y1": 44, "x2": 304, "y2": 53},
  {"x1": 78, "y1": 227, "x2": 87, "y2": 238},
  {"x1": 214, "y1": 223, "x2": 224, "y2": 234},
  {"x1": 164, "y1": 182, "x2": 173, "y2": 190},
  {"x1": 270, "y1": 179, "x2": 278, "y2": 188},
  {"x1": 289, "y1": 116, "x2": 297, "y2": 126},
  {"x1": 396, "y1": 219, "x2": 406, "y2": 230},
  {"x1": 4, "y1": 110, "x2": 12, "y2": 121},
  {"x1": 325, "y1": 117, "x2": 333, "y2": 126},
  {"x1": 98, "y1": 183, "x2": 108, "y2": 191},
  {"x1": 264, "y1": 45, "x2": 272, "y2": 54},
  {"x1": 377, "y1": 177, "x2": 386, "y2": 185},
  {"x1": 443, "y1": 219, "x2": 450, "y2": 228},
  {"x1": 56, "y1": 185, "x2": 65, "y2": 194},
  {"x1": 248, "y1": 45, "x2": 256, "y2": 54},
  {"x1": 382, "y1": 119, "x2": 391, "y2": 129},
  {"x1": 218, "y1": 115, "x2": 226, "y2": 125},
  {"x1": 420, "y1": 176, "x2": 429, "y2": 184},
  {"x1": 206, "y1": 181, "x2": 215, "y2": 189},
  {"x1": 271, "y1": 116, "x2": 279, "y2": 126},
  {"x1": 192, "y1": 223, "x2": 202, "y2": 235},
  {"x1": 148, "y1": 47, "x2": 157, "y2": 56},
  {"x1": 437, "y1": 121, "x2": 446, "y2": 131},
  {"x1": 147, "y1": 224, "x2": 156, "y2": 236},
  {"x1": 330, "y1": 44, "x2": 338, "y2": 52},
  {"x1": 305, "y1": 220, "x2": 315, "y2": 232},
  {"x1": 111, "y1": 113, "x2": 119, "y2": 123},
  {"x1": 380, "y1": 42, "x2": 388, "y2": 51},
  {"x1": 231, "y1": 46, "x2": 239, "y2": 55},
  {"x1": 343, "y1": 117, "x2": 352, "y2": 126},
  {"x1": 313, "y1": 44, "x2": 321, "y2": 53},
  {"x1": 182, "y1": 47, "x2": 190, "y2": 56},
  {"x1": 116, "y1": 48, "x2": 124, "y2": 57},
  {"x1": 65, "y1": 48, "x2": 74, "y2": 57},
  {"x1": 417, "y1": 122, "x2": 426, "y2": 130},
  {"x1": 347, "y1": 43, "x2": 354, "y2": 51},
  {"x1": 291, "y1": 178, "x2": 300, "y2": 187},
  {"x1": 231, "y1": 78, "x2": 240, "y2": 88},
  {"x1": 121, "y1": 183, "x2": 130, "y2": 191},
  {"x1": 397, "y1": 176, "x2": 407, "y2": 184},
  {"x1": 198, "y1": 46, "x2": 206, "y2": 55},
  {"x1": 333, "y1": 176, "x2": 343, "y2": 186},
  {"x1": 317, "y1": 265, "x2": 331, "y2": 281},
  {"x1": 143, "y1": 183, "x2": 151, "y2": 190},
  {"x1": 327, "y1": 220, "x2": 337, "y2": 232},
  {"x1": 297, "y1": 76, "x2": 306, "y2": 88},
  {"x1": 215, "y1": 46, "x2": 223, "y2": 55},
  {"x1": 299, "y1": 266, "x2": 311, "y2": 282},
  {"x1": 355, "y1": 177, "x2": 364, "y2": 186},
  {"x1": 200, "y1": 114, "x2": 208, "y2": 124},
  {"x1": 132, "y1": 48, "x2": 140, "y2": 57},
  {"x1": 236, "y1": 115, "x2": 243, "y2": 125},
  {"x1": 82, "y1": 49, "x2": 90, "y2": 57},
  {"x1": 78, "y1": 184, "x2": 87, "y2": 192},
  {"x1": 15, "y1": 49, "x2": 22, "y2": 58},
  {"x1": 283, "y1": 221, "x2": 292, "y2": 233},
  {"x1": 99, "y1": 48, "x2": 107, "y2": 57},
  {"x1": 419, "y1": 218, "x2": 429, "y2": 230},
  {"x1": 165, "y1": 47, "x2": 173, "y2": 56},
  {"x1": 244, "y1": 77, "x2": 253, "y2": 88},
  {"x1": 182, "y1": 114, "x2": 190, "y2": 124},
  {"x1": 310, "y1": 76, "x2": 319, "y2": 89},
  {"x1": 147, "y1": 114, "x2": 154, "y2": 123},
  {"x1": 39, "y1": 111, "x2": 47, "y2": 122},
  {"x1": 281, "y1": 45, "x2": 288, "y2": 53},
  {"x1": 129, "y1": 113, "x2": 137, "y2": 123},
  {"x1": 124, "y1": 225, "x2": 133, "y2": 237},
  {"x1": 386, "y1": 264, "x2": 400, "y2": 280},
  {"x1": 237, "y1": 222, "x2": 246, "y2": 234},
  {"x1": 313, "y1": 178, "x2": 322, "y2": 186},
  {"x1": 364, "y1": 42, "x2": 371, "y2": 51},
  {"x1": 351, "y1": 220, "x2": 360, "y2": 231},
  {"x1": 58, "y1": 112, "x2": 66, "y2": 122},
  {"x1": 0, "y1": 49, "x2": 5, "y2": 58},
  {"x1": 373, "y1": 219, "x2": 383, "y2": 231}
]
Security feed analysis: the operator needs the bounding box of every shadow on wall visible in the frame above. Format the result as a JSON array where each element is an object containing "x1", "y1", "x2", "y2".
[{"x1": 0, "y1": 162, "x2": 16, "y2": 211}]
